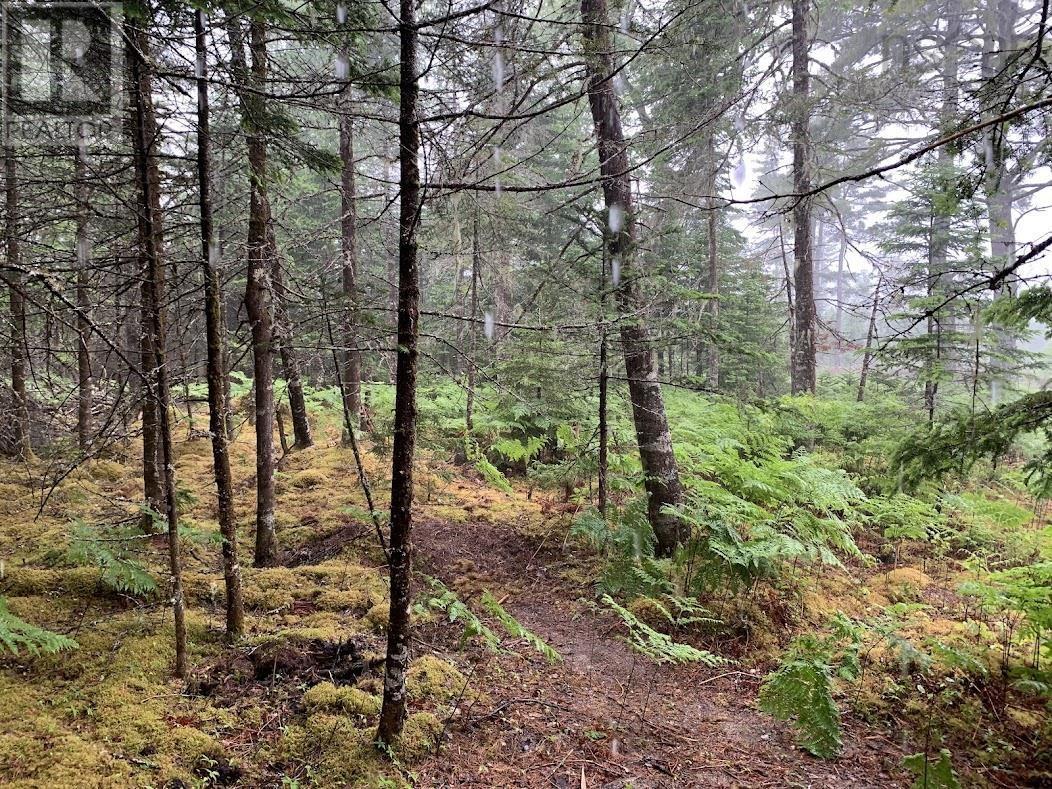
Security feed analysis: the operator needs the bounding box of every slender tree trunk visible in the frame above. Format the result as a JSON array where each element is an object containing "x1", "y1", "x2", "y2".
[
  {"x1": 598, "y1": 241, "x2": 609, "y2": 517},
  {"x1": 465, "y1": 205, "x2": 480, "y2": 434},
  {"x1": 74, "y1": 139, "x2": 93, "y2": 453},
  {"x1": 228, "y1": 17, "x2": 279, "y2": 566},
  {"x1": 790, "y1": 0, "x2": 816, "y2": 394},
  {"x1": 705, "y1": 136, "x2": 719, "y2": 389},
  {"x1": 126, "y1": 26, "x2": 165, "y2": 532},
  {"x1": 196, "y1": 10, "x2": 244, "y2": 640},
  {"x1": 581, "y1": 0, "x2": 685, "y2": 556},
  {"x1": 339, "y1": 89, "x2": 363, "y2": 435},
  {"x1": 269, "y1": 243, "x2": 312, "y2": 449},
  {"x1": 857, "y1": 273, "x2": 882, "y2": 402},
  {"x1": 377, "y1": 0, "x2": 421, "y2": 745},
  {"x1": 4, "y1": 145, "x2": 31, "y2": 460},
  {"x1": 926, "y1": 5, "x2": 960, "y2": 421},
  {"x1": 127, "y1": 17, "x2": 187, "y2": 678},
  {"x1": 834, "y1": 227, "x2": 847, "y2": 369}
]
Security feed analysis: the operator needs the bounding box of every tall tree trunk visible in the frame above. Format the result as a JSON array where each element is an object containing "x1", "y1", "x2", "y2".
[
  {"x1": 127, "y1": 25, "x2": 165, "y2": 532},
  {"x1": 269, "y1": 247, "x2": 312, "y2": 449},
  {"x1": 834, "y1": 227, "x2": 847, "y2": 369},
  {"x1": 926, "y1": 5, "x2": 961, "y2": 421},
  {"x1": 4, "y1": 145, "x2": 31, "y2": 460},
  {"x1": 377, "y1": 0, "x2": 421, "y2": 745},
  {"x1": 227, "y1": 16, "x2": 280, "y2": 566},
  {"x1": 196, "y1": 9, "x2": 244, "y2": 640},
  {"x1": 789, "y1": 0, "x2": 816, "y2": 394},
  {"x1": 857, "y1": 273, "x2": 882, "y2": 402},
  {"x1": 339, "y1": 89, "x2": 363, "y2": 434},
  {"x1": 127, "y1": 16, "x2": 187, "y2": 678},
  {"x1": 74, "y1": 139, "x2": 93, "y2": 453},
  {"x1": 581, "y1": 0, "x2": 686, "y2": 556},
  {"x1": 598, "y1": 240, "x2": 609, "y2": 517},
  {"x1": 465, "y1": 205, "x2": 480, "y2": 434},
  {"x1": 705, "y1": 136, "x2": 719, "y2": 389}
]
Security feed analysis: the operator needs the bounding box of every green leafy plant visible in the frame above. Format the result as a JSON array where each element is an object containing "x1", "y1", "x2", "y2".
[
  {"x1": 67, "y1": 520, "x2": 157, "y2": 596},
  {"x1": 0, "y1": 597, "x2": 78, "y2": 656},
  {"x1": 601, "y1": 594, "x2": 725, "y2": 666},
  {"x1": 758, "y1": 618, "x2": 863, "y2": 758},
  {"x1": 481, "y1": 592, "x2": 561, "y2": 663}
]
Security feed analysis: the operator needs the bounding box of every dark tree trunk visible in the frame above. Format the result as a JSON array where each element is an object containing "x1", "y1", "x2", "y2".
[
  {"x1": 126, "y1": 26, "x2": 165, "y2": 532},
  {"x1": 127, "y1": 17, "x2": 187, "y2": 678},
  {"x1": 857, "y1": 273, "x2": 882, "y2": 402},
  {"x1": 598, "y1": 241, "x2": 609, "y2": 517},
  {"x1": 705, "y1": 136, "x2": 720, "y2": 389},
  {"x1": 790, "y1": 0, "x2": 816, "y2": 394},
  {"x1": 465, "y1": 205, "x2": 480, "y2": 434},
  {"x1": 269, "y1": 243, "x2": 312, "y2": 449},
  {"x1": 339, "y1": 91, "x2": 363, "y2": 435},
  {"x1": 581, "y1": 0, "x2": 686, "y2": 556},
  {"x1": 378, "y1": 0, "x2": 421, "y2": 745},
  {"x1": 4, "y1": 146, "x2": 31, "y2": 460},
  {"x1": 226, "y1": 16, "x2": 279, "y2": 566},
  {"x1": 74, "y1": 141, "x2": 93, "y2": 454},
  {"x1": 196, "y1": 9, "x2": 244, "y2": 640}
]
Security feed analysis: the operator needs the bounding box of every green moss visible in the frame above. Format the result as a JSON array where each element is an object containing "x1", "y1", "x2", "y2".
[
  {"x1": 279, "y1": 714, "x2": 392, "y2": 787},
  {"x1": 398, "y1": 711, "x2": 443, "y2": 760},
  {"x1": 364, "y1": 602, "x2": 389, "y2": 632},
  {"x1": 315, "y1": 588, "x2": 373, "y2": 612},
  {"x1": 406, "y1": 655, "x2": 465, "y2": 703},
  {"x1": 0, "y1": 676, "x2": 130, "y2": 788},
  {"x1": 303, "y1": 681, "x2": 381, "y2": 716},
  {"x1": 291, "y1": 469, "x2": 330, "y2": 490},
  {"x1": 0, "y1": 567, "x2": 101, "y2": 597}
]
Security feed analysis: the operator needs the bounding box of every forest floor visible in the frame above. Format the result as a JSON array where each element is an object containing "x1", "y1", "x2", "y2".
[
  {"x1": 0, "y1": 420, "x2": 1039, "y2": 786},
  {"x1": 410, "y1": 515, "x2": 907, "y2": 787}
]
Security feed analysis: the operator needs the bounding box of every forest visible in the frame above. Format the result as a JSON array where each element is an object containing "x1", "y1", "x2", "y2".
[{"x1": 0, "y1": 0, "x2": 1050, "y2": 785}]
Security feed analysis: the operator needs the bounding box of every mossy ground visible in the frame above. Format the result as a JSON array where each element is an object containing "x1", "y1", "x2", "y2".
[{"x1": 0, "y1": 412, "x2": 509, "y2": 787}]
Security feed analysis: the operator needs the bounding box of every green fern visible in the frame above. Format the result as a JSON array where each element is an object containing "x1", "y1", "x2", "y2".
[
  {"x1": 601, "y1": 594, "x2": 725, "y2": 666},
  {"x1": 68, "y1": 520, "x2": 157, "y2": 596},
  {"x1": 481, "y1": 592, "x2": 561, "y2": 663},
  {"x1": 0, "y1": 597, "x2": 78, "y2": 656},
  {"x1": 415, "y1": 579, "x2": 500, "y2": 651},
  {"x1": 758, "y1": 639, "x2": 842, "y2": 758}
]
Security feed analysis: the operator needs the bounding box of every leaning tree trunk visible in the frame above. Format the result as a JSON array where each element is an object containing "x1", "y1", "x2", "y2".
[
  {"x1": 789, "y1": 0, "x2": 816, "y2": 395},
  {"x1": 3, "y1": 144, "x2": 31, "y2": 460},
  {"x1": 857, "y1": 273, "x2": 883, "y2": 402},
  {"x1": 377, "y1": 0, "x2": 422, "y2": 746},
  {"x1": 74, "y1": 140, "x2": 93, "y2": 454},
  {"x1": 196, "y1": 9, "x2": 244, "y2": 640},
  {"x1": 580, "y1": 0, "x2": 686, "y2": 556},
  {"x1": 269, "y1": 240, "x2": 312, "y2": 450},
  {"x1": 127, "y1": 17, "x2": 187, "y2": 678},
  {"x1": 339, "y1": 88, "x2": 363, "y2": 434}
]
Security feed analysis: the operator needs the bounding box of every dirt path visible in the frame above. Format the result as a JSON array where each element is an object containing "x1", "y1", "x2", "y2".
[{"x1": 411, "y1": 516, "x2": 909, "y2": 787}]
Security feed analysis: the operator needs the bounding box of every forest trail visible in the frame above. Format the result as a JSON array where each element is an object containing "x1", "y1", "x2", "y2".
[{"x1": 411, "y1": 515, "x2": 906, "y2": 787}]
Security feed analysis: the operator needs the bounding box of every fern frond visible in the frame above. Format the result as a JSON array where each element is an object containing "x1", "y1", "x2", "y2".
[
  {"x1": 601, "y1": 594, "x2": 725, "y2": 666},
  {"x1": 481, "y1": 592, "x2": 561, "y2": 663},
  {"x1": 0, "y1": 598, "x2": 78, "y2": 656},
  {"x1": 758, "y1": 651, "x2": 842, "y2": 758}
]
